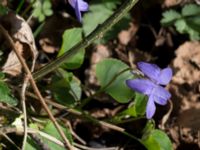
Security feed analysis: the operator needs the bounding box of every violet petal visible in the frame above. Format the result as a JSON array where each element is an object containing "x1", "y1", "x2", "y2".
[
  {"x1": 152, "y1": 85, "x2": 171, "y2": 100},
  {"x1": 137, "y1": 62, "x2": 161, "y2": 83},
  {"x1": 68, "y1": 0, "x2": 88, "y2": 22},
  {"x1": 146, "y1": 95, "x2": 156, "y2": 119},
  {"x1": 153, "y1": 95, "x2": 168, "y2": 105},
  {"x1": 157, "y1": 67, "x2": 173, "y2": 85},
  {"x1": 126, "y1": 79, "x2": 155, "y2": 95},
  {"x1": 78, "y1": 0, "x2": 89, "y2": 11},
  {"x1": 74, "y1": 0, "x2": 82, "y2": 22}
]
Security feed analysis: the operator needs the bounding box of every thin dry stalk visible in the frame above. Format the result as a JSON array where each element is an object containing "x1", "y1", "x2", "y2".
[{"x1": 21, "y1": 76, "x2": 29, "y2": 150}]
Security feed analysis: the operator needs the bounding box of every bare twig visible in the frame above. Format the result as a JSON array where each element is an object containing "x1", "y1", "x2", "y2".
[
  {"x1": 74, "y1": 143, "x2": 119, "y2": 150},
  {"x1": 30, "y1": 133, "x2": 51, "y2": 150},
  {"x1": 21, "y1": 76, "x2": 29, "y2": 150},
  {"x1": 21, "y1": 42, "x2": 37, "y2": 150},
  {"x1": 159, "y1": 99, "x2": 173, "y2": 130},
  {"x1": 0, "y1": 25, "x2": 74, "y2": 150},
  {"x1": 65, "y1": 121, "x2": 86, "y2": 145}
]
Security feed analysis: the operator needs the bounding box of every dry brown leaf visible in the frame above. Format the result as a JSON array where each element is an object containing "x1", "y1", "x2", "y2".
[
  {"x1": 2, "y1": 41, "x2": 23, "y2": 76},
  {"x1": 1, "y1": 12, "x2": 38, "y2": 76}
]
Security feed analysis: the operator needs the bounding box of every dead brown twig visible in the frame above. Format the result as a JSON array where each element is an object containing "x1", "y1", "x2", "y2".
[{"x1": 0, "y1": 25, "x2": 75, "y2": 150}]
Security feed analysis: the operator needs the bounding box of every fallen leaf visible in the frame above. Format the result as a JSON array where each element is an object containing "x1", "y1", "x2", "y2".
[
  {"x1": 2, "y1": 41, "x2": 23, "y2": 76},
  {"x1": 1, "y1": 12, "x2": 38, "y2": 76}
]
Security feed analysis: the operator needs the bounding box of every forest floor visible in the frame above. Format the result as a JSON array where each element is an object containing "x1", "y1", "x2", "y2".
[{"x1": 0, "y1": 0, "x2": 200, "y2": 149}]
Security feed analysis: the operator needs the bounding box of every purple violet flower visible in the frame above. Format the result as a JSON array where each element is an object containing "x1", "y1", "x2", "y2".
[
  {"x1": 126, "y1": 62, "x2": 172, "y2": 119},
  {"x1": 68, "y1": 0, "x2": 89, "y2": 22}
]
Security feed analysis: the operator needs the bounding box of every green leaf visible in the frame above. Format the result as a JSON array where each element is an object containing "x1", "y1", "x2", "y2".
[
  {"x1": 174, "y1": 19, "x2": 187, "y2": 33},
  {"x1": 42, "y1": 121, "x2": 73, "y2": 150},
  {"x1": 43, "y1": 0, "x2": 53, "y2": 16},
  {"x1": 58, "y1": 28, "x2": 85, "y2": 69},
  {"x1": 174, "y1": 19, "x2": 200, "y2": 40},
  {"x1": 26, "y1": 121, "x2": 73, "y2": 150},
  {"x1": 43, "y1": 0, "x2": 51, "y2": 9},
  {"x1": 25, "y1": 137, "x2": 40, "y2": 150},
  {"x1": 181, "y1": 4, "x2": 200, "y2": 17},
  {"x1": 0, "y1": 72, "x2": 5, "y2": 79},
  {"x1": 0, "y1": 81, "x2": 17, "y2": 106},
  {"x1": 142, "y1": 120, "x2": 155, "y2": 137},
  {"x1": 161, "y1": 10, "x2": 181, "y2": 26},
  {"x1": 142, "y1": 129, "x2": 173, "y2": 150},
  {"x1": 50, "y1": 69, "x2": 82, "y2": 106},
  {"x1": 134, "y1": 93, "x2": 147, "y2": 116},
  {"x1": 185, "y1": 16, "x2": 200, "y2": 33},
  {"x1": 102, "y1": 0, "x2": 121, "y2": 9},
  {"x1": 161, "y1": 4, "x2": 200, "y2": 40},
  {"x1": 83, "y1": 2, "x2": 113, "y2": 36},
  {"x1": 122, "y1": 93, "x2": 147, "y2": 117},
  {"x1": 32, "y1": 0, "x2": 53, "y2": 22},
  {"x1": 44, "y1": 9, "x2": 53, "y2": 16},
  {"x1": 96, "y1": 58, "x2": 134, "y2": 103},
  {"x1": 83, "y1": 0, "x2": 131, "y2": 43}
]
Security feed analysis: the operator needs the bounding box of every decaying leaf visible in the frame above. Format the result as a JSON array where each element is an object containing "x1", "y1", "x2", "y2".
[
  {"x1": 0, "y1": 12, "x2": 38, "y2": 76},
  {"x1": 2, "y1": 41, "x2": 23, "y2": 76}
]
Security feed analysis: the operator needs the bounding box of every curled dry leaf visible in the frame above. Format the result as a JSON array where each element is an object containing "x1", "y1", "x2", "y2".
[
  {"x1": 1, "y1": 12, "x2": 38, "y2": 76},
  {"x1": 2, "y1": 41, "x2": 23, "y2": 76}
]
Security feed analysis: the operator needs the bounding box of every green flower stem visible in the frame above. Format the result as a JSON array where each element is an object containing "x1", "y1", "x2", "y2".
[
  {"x1": 33, "y1": 22, "x2": 45, "y2": 38},
  {"x1": 16, "y1": 0, "x2": 25, "y2": 14},
  {"x1": 21, "y1": 0, "x2": 36, "y2": 17},
  {"x1": 32, "y1": 0, "x2": 139, "y2": 80}
]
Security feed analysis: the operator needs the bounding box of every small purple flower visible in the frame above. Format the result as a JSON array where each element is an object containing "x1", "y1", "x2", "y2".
[
  {"x1": 126, "y1": 62, "x2": 172, "y2": 119},
  {"x1": 68, "y1": 0, "x2": 89, "y2": 22}
]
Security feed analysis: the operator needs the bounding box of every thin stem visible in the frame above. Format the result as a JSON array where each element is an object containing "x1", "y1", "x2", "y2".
[
  {"x1": 33, "y1": 22, "x2": 45, "y2": 38},
  {"x1": 21, "y1": 76, "x2": 29, "y2": 150},
  {"x1": 33, "y1": 0, "x2": 139, "y2": 80},
  {"x1": 16, "y1": 0, "x2": 25, "y2": 14},
  {"x1": 21, "y1": 0, "x2": 36, "y2": 17},
  {"x1": 0, "y1": 25, "x2": 75, "y2": 150}
]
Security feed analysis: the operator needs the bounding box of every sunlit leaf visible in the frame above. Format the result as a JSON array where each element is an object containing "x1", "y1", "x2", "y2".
[
  {"x1": 122, "y1": 93, "x2": 147, "y2": 117},
  {"x1": 42, "y1": 121, "x2": 73, "y2": 150},
  {"x1": 161, "y1": 10, "x2": 181, "y2": 26},
  {"x1": 32, "y1": 0, "x2": 53, "y2": 22},
  {"x1": 58, "y1": 28, "x2": 85, "y2": 69},
  {"x1": 142, "y1": 129, "x2": 173, "y2": 150},
  {"x1": 96, "y1": 58, "x2": 134, "y2": 103},
  {"x1": 83, "y1": 0, "x2": 130, "y2": 43},
  {"x1": 181, "y1": 4, "x2": 200, "y2": 16}
]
